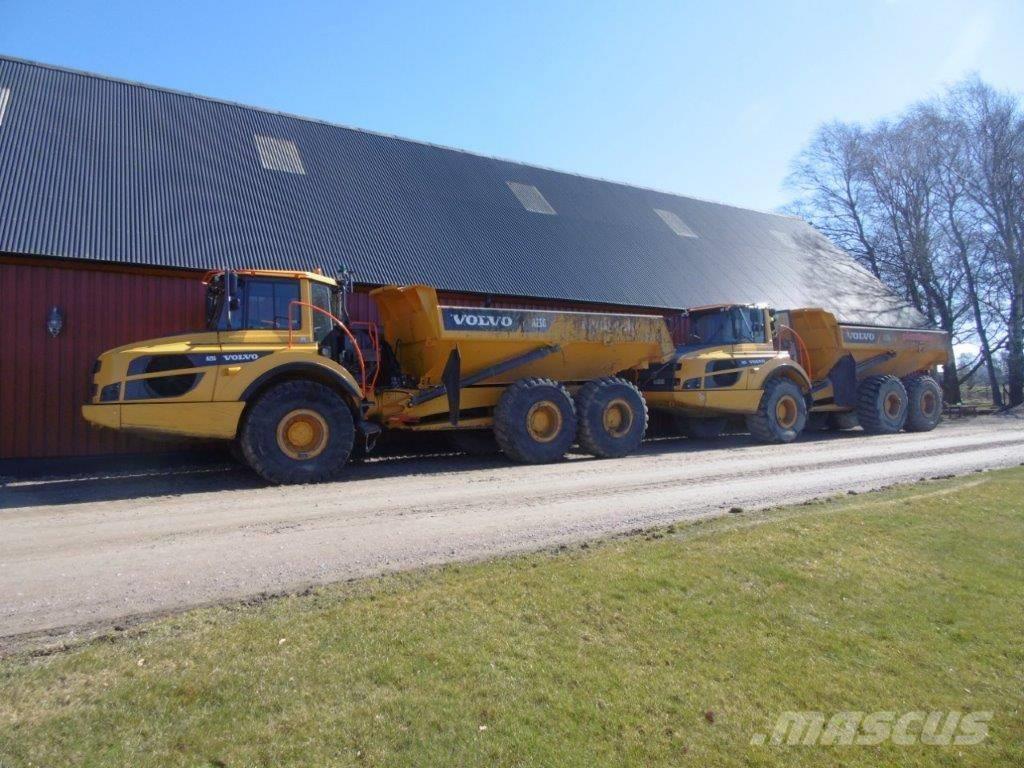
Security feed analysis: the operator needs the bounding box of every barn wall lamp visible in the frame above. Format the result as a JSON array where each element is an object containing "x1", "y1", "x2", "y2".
[{"x1": 47, "y1": 305, "x2": 64, "y2": 337}]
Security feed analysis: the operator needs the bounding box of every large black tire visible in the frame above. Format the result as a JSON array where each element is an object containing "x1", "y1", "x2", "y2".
[
  {"x1": 827, "y1": 411, "x2": 859, "y2": 431},
  {"x1": 685, "y1": 417, "x2": 727, "y2": 440},
  {"x1": 903, "y1": 375, "x2": 942, "y2": 432},
  {"x1": 856, "y1": 375, "x2": 907, "y2": 434},
  {"x1": 493, "y1": 378, "x2": 576, "y2": 463},
  {"x1": 575, "y1": 377, "x2": 648, "y2": 458},
  {"x1": 240, "y1": 380, "x2": 355, "y2": 484},
  {"x1": 746, "y1": 378, "x2": 807, "y2": 443},
  {"x1": 448, "y1": 429, "x2": 501, "y2": 456}
]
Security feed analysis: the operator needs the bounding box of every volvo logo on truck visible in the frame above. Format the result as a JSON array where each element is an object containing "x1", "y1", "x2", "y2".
[
  {"x1": 442, "y1": 308, "x2": 551, "y2": 332},
  {"x1": 843, "y1": 328, "x2": 878, "y2": 344},
  {"x1": 451, "y1": 313, "x2": 514, "y2": 328}
]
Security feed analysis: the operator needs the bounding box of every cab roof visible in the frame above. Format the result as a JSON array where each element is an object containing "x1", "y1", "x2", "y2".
[
  {"x1": 686, "y1": 302, "x2": 764, "y2": 313},
  {"x1": 203, "y1": 269, "x2": 338, "y2": 286}
]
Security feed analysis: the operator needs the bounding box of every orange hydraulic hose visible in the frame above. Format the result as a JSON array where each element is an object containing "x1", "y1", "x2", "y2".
[
  {"x1": 287, "y1": 300, "x2": 371, "y2": 398},
  {"x1": 775, "y1": 324, "x2": 812, "y2": 374}
]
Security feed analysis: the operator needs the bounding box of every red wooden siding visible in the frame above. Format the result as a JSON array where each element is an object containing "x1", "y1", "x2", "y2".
[
  {"x1": 0, "y1": 261, "x2": 206, "y2": 459},
  {"x1": 0, "y1": 260, "x2": 687, "y2": 460}
]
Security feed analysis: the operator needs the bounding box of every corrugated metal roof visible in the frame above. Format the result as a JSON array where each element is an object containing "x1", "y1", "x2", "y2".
[{"x1": 0, "y1": 56, "x2": 925, "y2": 327}]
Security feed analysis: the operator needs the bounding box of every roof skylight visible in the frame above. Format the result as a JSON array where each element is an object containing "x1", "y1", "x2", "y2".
[
  {"x1": 654, "y1": 208, "x2": 698, "y2": 238},
  {"x1": 0, "y1": 88, "x2": 11, "y2": 127},
  {"x1": 506, "y1": 181, "x2": 556, "y2": 215},
  {"x1": 254, "y1": 135, "x2": 306, "y2": 175}
]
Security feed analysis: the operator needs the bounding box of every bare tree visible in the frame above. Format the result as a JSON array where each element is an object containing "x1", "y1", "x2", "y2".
[
  {"x1": 785, "y1": 122, "x2": 883, "y2": 278},
  {"x1": 929, "y1": 99, "x2": 1005, "y2": 405},
  {"x1": 786, "y1": 76, "x2": 1024, "y2": 407},
  {"x1": 944, "y1": 79, "x2": 1024, "y2": 406}
]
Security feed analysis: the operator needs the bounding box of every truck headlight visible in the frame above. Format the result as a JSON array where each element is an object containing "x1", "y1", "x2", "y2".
[{"x1": 100, "y1": 383, "x2": 121, "y2": 402}]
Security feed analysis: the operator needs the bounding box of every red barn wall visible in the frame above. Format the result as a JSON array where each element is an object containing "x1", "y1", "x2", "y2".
[
  {"x1": 1, "y1": 257, "x2": 686, "y2": 460},
  {"x1": 1, "y1": 258, "x2": 206, "y2": 459}
]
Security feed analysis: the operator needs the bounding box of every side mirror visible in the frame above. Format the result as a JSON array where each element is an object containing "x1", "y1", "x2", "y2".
[{"x1": 225, "y1": 271, "x2": 240, "y2": 330}]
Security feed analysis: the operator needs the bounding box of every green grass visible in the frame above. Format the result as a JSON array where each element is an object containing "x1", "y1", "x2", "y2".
[{"x1": 2, "y1": 470, "x2": 1023, "y2": 767}]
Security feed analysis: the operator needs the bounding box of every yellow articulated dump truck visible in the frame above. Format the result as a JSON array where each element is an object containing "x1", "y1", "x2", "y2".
[
  {"x1": 634, "y1": 303, "x2": 950, "y2": 443},
  {"x1": 83, "y1": 269, "x2": 950, "y2": 483},
  {"x1": 84, "y1": 269, "x2": 675, "y2": 483}
]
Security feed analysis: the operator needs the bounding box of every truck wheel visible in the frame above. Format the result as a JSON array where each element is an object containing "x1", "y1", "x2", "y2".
[
  {"x1": 746, "y1": 378, "x2": 807, "y2": 443},
  {"x1": 575, "y1": 377, "x2": 648, "y2": 458},
  {"x1": 827, "y1": 411, "x2": 859, "y2": 431},
  {"x1": 493, "y1": 378, "x2": 576, "y2": 463},
  {"x1": 685, "y1": 417, "x2": 727, "y2": 440},
  {"x1": 240, "y1": 380, "x2": 355, "y2": 484},
  {"x1": 856, "y1": 375, "x2": 907, "y2": 434},
  {"x1": 903, "y1": 375, "x2": 942, "y2": 432}
]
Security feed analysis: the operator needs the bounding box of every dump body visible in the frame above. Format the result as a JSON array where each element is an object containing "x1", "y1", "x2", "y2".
[
  {"x1": 781, "y1": 308, "x2": 950, "y2": 383},
  {"x1": 372, "y1": 285, "x2": 675, "y2": 403}
]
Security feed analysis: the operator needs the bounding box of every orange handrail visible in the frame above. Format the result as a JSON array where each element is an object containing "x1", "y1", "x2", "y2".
[
  {"x1": 350, "y1": 320, "x2": 382, "y2": 392},
  {"x1": 286, "y1": 300, "x2": 375, "y2": 399},
  {"x1": 775, "y1": 324, "x2": 812, "y2": 374}
]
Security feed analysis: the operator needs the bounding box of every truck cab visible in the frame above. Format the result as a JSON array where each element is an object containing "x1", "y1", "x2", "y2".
[
  {"x1": 642, "y1": 304, "x2": 808, "y2": 401},
  {"x1": 637, "y1": 302, "x2": 814, "y2": 441},
  {"x1": 84, "y1": 270, "x2": 369, "y2": 441}
]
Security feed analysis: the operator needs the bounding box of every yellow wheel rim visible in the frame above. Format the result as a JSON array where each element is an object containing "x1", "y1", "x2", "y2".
[
  {"x1": 884, "y1": 392, "x2": 903, "y2": 418},
  {"x1": 921, "y1": 390, "x2": 937, "y2": 417},
  {"x1": 276, "y1": 409, "x2": 329, "y2": 460},
  {"x1": 775, "y1": 395, "x2": 798, "y2": 429},
  {"x1": 526, "y1": 401, "x2": 563, "y2": 443},
  {"x1": 602, "y1": 398, "x2": 634, "y2": 438}
]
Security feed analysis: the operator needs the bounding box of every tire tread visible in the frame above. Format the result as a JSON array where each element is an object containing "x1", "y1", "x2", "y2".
[
  {"x1": 493, "y1": 378, "x2": 575, "y2": 463},
  {"x1": 575, "y1": 376, "x2": 648, "y2": 458}
]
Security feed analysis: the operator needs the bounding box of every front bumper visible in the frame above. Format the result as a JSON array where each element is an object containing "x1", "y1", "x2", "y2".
[
  {"x1": 81, "y1": 402, "x2": 245, "y2": 440},
  {"x1": 82, "y1": 403, "x2": 121, "y2": 430}
]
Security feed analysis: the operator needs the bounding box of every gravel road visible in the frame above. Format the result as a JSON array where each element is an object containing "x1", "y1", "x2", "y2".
[{"x1": 2, "y1": 415, "x2": 1022, "y2": 651}]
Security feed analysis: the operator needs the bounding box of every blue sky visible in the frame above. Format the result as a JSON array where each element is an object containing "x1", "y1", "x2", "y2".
[{"x1": 3, "y1": 0, "x2": 1022, "y2": 211}]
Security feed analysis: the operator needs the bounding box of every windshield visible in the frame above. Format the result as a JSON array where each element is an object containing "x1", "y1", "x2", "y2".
[
  {"x1": 687, "y1": 306, "x2": 766, "y2": 346},
  {"x1": 203, "y1": 273, "x2": 302, "y2": 331}
]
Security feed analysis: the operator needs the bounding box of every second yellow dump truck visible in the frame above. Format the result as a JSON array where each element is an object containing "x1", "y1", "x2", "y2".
[
  {"x1": 634, "y1": 303, "x2": 949, "y2": 442},
  {"x1": 83, "y1": 269, "x2": 950, "y2": 483}
]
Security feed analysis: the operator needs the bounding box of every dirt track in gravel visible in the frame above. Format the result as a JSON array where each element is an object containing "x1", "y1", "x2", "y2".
[{"x1": 2, "y1": 414, "x2": 1022, "y2": 651}]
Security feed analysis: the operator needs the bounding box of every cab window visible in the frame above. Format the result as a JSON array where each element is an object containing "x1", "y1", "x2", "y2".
[
  {"x1": 689, "y1": 307, "x2": 766, "y2": 345},
  {"x1": 739, "y1": 308, "x2": 767, "y2": 343},
  {"x1": 242, "y1": 279, "x2": 300, "y2": 330},
  {"x1": 310, "y1": 282, "x2": 335, "y2": 342}
]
